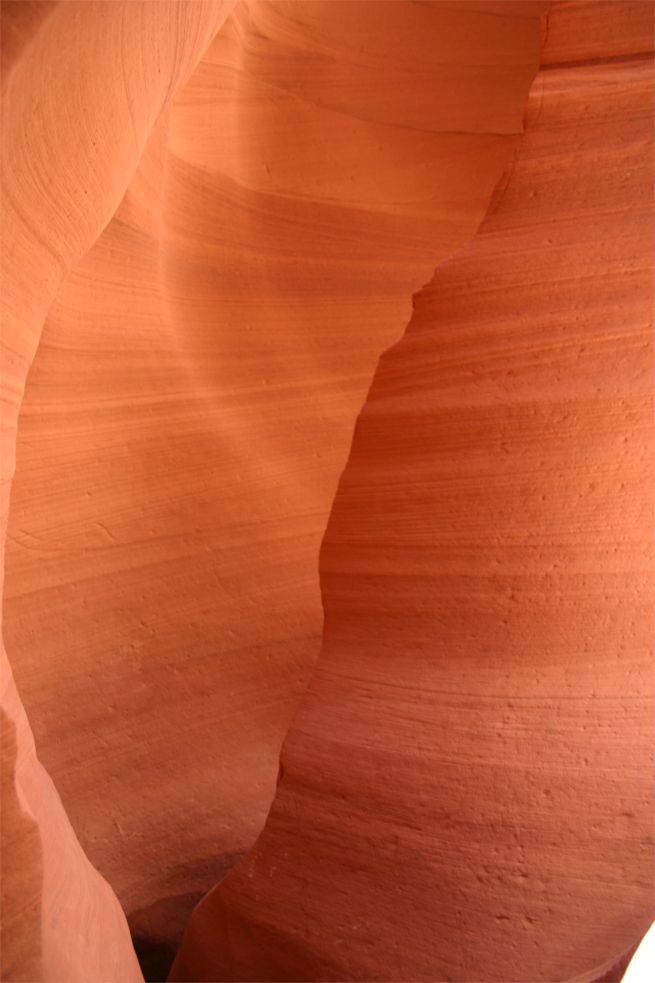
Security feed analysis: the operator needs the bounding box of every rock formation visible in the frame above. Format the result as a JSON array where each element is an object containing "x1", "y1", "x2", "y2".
[
  {"x1": 1, "y1": 1, "x2": 652, "y2": 981},
  {"x1": 170, "y1": 1, "x2": 655, "y2": 979}
]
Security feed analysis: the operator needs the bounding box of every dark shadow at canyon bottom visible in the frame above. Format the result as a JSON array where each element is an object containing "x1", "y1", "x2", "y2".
[{"x1": 130, "y1": 892, "x2": 204, "y2": 983}]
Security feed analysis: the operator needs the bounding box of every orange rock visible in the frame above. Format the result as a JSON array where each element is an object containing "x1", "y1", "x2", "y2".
[
  {"x1": 170, "y1": 1, "x2": 654, "y2": 980},
  {"x1": 2, "y1": 1, "x2": 544, "y2": 975},
  {"x1": 2, "y1": 1, "x2": 652, "y2": 981},
  {"x1": 1, "y1": 3, "x2": 235, "y2": 979}
]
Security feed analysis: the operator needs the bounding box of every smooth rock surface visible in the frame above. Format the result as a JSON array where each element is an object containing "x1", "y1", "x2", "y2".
[
  {"x1": 2, "y1": 1, "x2": 653, "y2": 981},
  {"x1": 1, "y1": 3, "x2": 236, "y2": 979},
  {"x1": 170, "y1": 1, "x2": 654, "y2": 980},
  {"x1": 2, "y1": 0, "x2": 544, "y2": 973}
]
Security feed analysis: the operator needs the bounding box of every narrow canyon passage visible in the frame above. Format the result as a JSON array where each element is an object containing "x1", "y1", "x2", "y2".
[{"x1": 1, "y1": 2, "x2": 653, "y2": 982}]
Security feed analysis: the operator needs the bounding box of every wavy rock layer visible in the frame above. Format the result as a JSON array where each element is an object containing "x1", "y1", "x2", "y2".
[
  {"x1": 2, "y1": 5, "x2": 237, "y2": 978},
  {"x1": 2, "y1": 1, "x2": 545, "y2": 977},
  {"x1": 171, "y1": 1, "x2": 654, "y2": 980}
]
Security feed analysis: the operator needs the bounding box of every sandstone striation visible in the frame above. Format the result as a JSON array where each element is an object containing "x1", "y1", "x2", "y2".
[
  {"x1": 1, "y1": 1, "x2": 652, "y2": 981},
  {"x1": 170, "y1": 1, "x2": 655, "y2": 980},
  {"x1": 2, "y1": 1, "x2": 544, "y2": 975}
]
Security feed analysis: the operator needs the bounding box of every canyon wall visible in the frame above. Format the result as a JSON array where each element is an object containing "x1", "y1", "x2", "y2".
[
  {"x1": 2, "y1": 1, "x2": 545, "y2": 977},
  {"x1": 171, "y1": 1, "x2": 655, "y2": 980},
  {"x1": 1, "y1": 3, "x2": 235, "y2": 979},
  {"x1": 2, "y1": 1, "x2": 652, "y2": 981}
]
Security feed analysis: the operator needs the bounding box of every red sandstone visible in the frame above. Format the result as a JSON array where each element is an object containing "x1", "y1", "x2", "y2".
[{"x1": 1, "y1": 2, "x2": 652, "y2": 981}]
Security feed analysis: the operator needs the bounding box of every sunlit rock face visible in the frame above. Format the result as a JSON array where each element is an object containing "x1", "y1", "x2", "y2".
[{"x1": 1, "y1": 2, "x2": 652, "y2": 982}]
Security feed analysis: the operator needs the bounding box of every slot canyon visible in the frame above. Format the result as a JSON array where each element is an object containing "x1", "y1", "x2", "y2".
[{"x1": 0, "y1": 1, "x2": 653, "y2": 981}]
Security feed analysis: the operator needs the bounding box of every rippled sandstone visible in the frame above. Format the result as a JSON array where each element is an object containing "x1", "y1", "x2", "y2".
[{"x1": 1, "y1": 2, "x2": 652, "y2": 981}]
